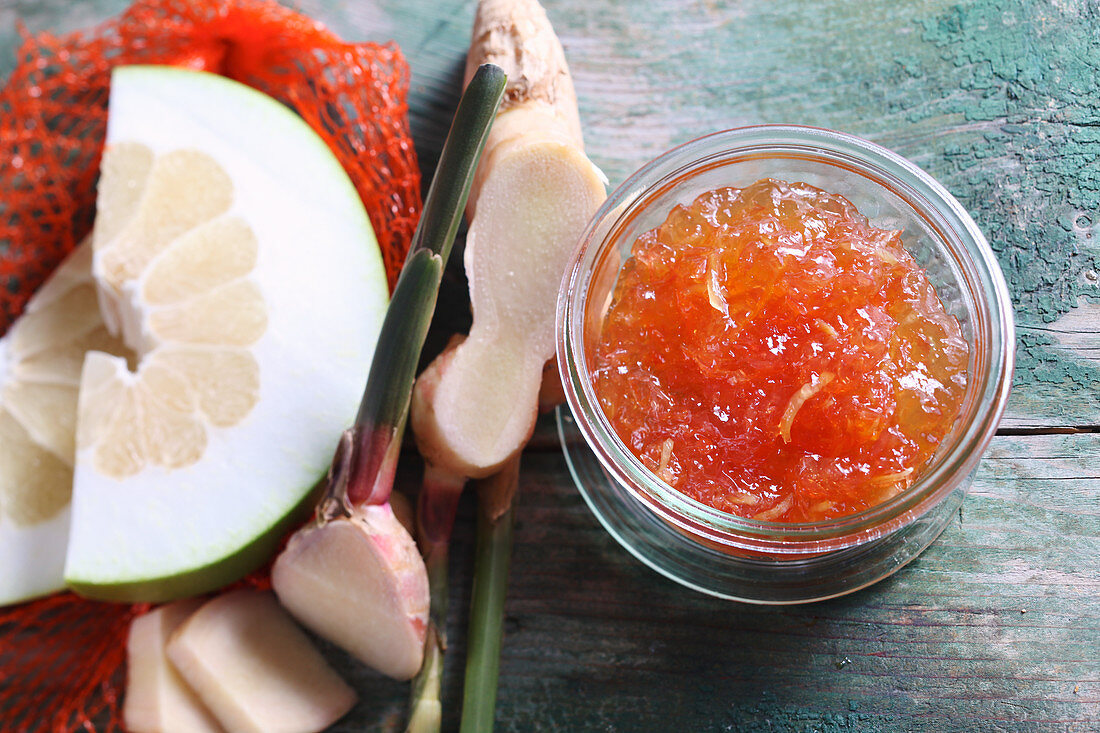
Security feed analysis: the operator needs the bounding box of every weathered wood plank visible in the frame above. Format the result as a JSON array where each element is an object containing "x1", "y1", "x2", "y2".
[
  {"x1": 2, "y1": 1, "x2": 1099, "y2": 731},
  {"x1": 330, "y1": 434, "x2": 1099, "y2": 731},
  {"x1": 1009, "y1": 299, "x2": 1100, "y2": 430},
  {"x1": 4, "y1": 0, "x2": 1097, "y2": 428},
  {"x1": 335, "y1": 0, "x2": 1100, "y2": 429}
]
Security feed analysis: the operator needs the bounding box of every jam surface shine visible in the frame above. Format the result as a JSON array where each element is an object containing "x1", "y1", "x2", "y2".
[{"x1": 593, "y1": 179, "x2": 969, "y2": 522}]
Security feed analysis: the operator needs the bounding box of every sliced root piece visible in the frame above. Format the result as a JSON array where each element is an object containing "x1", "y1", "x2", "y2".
[
  {"x1": 167, "y1": 589, "x2": 356, "y2": 733},
  {"x1": 412, "y1": 135, "x2": 605, "y2": 478},
  {"x1": 538, "y1": 358, "x2": 566, "y2": 413},
  {"x1": 271, "y1": 504, "x2": 428, "y2": 680},
  {"x1": 477, "y1": 452, "x2": 521, "y2": 524},
  {"x1": 412, "y1": 0, "x2": 606, "y2": 480},
  {"x1": 124, "y1": 599, "x2": 225, "y2": 733},
  {"x1": 390, "y1": 489, "x2": 416, "y2": 539},
  {"x1": 465, "y1": 0, "x2": 584, "y2": 146}
]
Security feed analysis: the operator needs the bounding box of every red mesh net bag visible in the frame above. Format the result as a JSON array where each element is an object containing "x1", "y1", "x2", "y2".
[
  {"x1": 0, "y1": 0, "x2": 421, "y2": 331},
  {"x1": 0, "y1": 596, "x2": 143, "y2": 731},
  {"x1": 0, "y1": 1, "x2": 422, "y2": 729}
]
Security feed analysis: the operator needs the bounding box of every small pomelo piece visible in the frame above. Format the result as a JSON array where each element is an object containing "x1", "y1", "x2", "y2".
[
  {"x1": 64, "y1": 66, "x2": 388, "y2": 601},
  {"x1": 167, "y1": 589, "x2": 356, "y2": 733},
  {"x1": 0, "y1": 242, "x2": 131, "y2": 605},
  {"x1": 123, "y1": 599, "x2": 225, "y2": 733}
]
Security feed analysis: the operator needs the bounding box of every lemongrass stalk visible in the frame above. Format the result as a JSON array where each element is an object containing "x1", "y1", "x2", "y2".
[
  {"x1": 272, "y1": 64, "x2": 506, "y2": 687},
  {"x1": 418, "y1": 465, "x2": 467, "y2": 637},
  {"x1": 406, "y1": 463, "x2": 464, "y2": 733},
  {"x1": 460, "y1": 457, "x2": 519, "y2": 733},
  {"x1": 317, "y1": 63, "x2": 506, "y2": 515},
  {"x1": 406, "y1": 621, "x2": 444, "y2": 733}
]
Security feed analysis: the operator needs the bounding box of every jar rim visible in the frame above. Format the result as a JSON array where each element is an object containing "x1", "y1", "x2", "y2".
[{"x1": 557, "y1": 124, "x2": 1015, "y2": 553}]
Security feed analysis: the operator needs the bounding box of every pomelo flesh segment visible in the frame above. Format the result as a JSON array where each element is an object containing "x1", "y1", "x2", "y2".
[
  {"x1": 123, "y1": 599, "x2": 225, "y2": 733},
  {"x1": 64, "y1": 66, "x2": 388, "y2": 602},
  {"x1": 0, "y1": 242, "x2": 131, "y2": 606},
  {"x1": 167, "y1": 589, "x2": 356, "y2": 733}
]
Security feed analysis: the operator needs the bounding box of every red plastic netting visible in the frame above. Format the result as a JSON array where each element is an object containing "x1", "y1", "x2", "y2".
[
  {"x1": 0, "y1": 1, "x2": 422, "y2": 730},
  {"x1": 0, "y1": 0, "x2": 421, "y2": 332},
  {"x1": 0, "y1": 595, "x2": 140, "y2": 731}
]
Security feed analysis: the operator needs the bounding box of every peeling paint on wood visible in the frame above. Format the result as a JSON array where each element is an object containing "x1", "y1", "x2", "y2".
[
  {"x1": 314, "y1": 0, "x2": 1100, "y2": 427},
  {"x1": 4, "y1": 0, "x2": 1096, "y2": 423}
]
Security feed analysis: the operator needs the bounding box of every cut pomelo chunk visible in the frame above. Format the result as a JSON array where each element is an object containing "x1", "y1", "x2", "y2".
[
  {"x1": 0, "y1": 242, "x2": 131, "y2": 606},
  {"x1": 123, "y1": 599, "x2": 225, "y2": 733},
  {"x1": 64, "y1": 66, "x2": 388, "y2": 602},
  {"x1": 167, "y1": 590, "x2": 356, "y2": 733}
]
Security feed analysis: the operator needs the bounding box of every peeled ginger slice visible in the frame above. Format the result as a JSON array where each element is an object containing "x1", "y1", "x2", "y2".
[{"x1": 412, "y1": 133, "x2": 605, "y2": 477}]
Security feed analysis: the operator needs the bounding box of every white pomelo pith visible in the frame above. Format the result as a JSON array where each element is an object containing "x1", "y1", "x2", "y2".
[
  {"x1": 64, "y1": 66, "x2": 388, "y2": 601},
  {"x1": 0, "y1": 243, "x2": 131, "y2": 605}
]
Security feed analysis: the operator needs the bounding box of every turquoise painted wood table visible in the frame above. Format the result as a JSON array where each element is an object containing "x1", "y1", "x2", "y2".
[{"x1": 2, "y1": 0, "x2": 1097, "y2": 730}]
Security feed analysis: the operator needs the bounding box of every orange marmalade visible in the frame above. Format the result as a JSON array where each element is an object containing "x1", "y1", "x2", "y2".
[{"x1": 593, "y1": 178, "x2": 968, "y2": 523}]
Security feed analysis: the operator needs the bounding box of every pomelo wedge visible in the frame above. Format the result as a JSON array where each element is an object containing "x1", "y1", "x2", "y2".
[
  {"x1": 63, "y1": 66, "x2": 388, "y2": 602},
  {"x1": 0, "y1": 243, "x2": 131, "y2": 605}
]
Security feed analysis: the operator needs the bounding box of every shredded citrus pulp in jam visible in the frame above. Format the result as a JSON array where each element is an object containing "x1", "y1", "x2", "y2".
[{"x1": 594, "y1": 179, "x2": 968, "y2": 522}]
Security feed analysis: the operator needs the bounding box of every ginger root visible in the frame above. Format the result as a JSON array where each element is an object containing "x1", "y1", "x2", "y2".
[{"x1": 411, "y1": 0, "x2": 606, "y2": 479}]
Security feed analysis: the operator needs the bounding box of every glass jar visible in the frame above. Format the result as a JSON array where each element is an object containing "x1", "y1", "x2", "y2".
[{"x1": 556, "y1": 125, "x2": 1015, "y2": 603}]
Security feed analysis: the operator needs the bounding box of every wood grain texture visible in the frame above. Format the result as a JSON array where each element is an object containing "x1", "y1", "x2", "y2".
[
  {"x1": 300, "y1": 1, "x2": 1100, "y2": 729},
  {"x1": 310, "y1": 0, "x2": 1100, "y2": 430},
  {"x1": 1, "y1": 0, "x2": 1097, "y2": 731},
  {"x1": 328, "y1": 434, "x2": 1099, "y2": 732}
]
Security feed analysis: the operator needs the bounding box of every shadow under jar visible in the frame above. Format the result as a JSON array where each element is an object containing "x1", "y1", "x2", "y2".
[{"x1": 556, "y1": 125, "x2": 1015, "y2": 604}]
